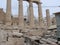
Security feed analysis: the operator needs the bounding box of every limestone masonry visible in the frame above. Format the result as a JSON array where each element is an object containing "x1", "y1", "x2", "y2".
[{"x1": 0, "y1": 0, "x2": 58, "y2": 45}]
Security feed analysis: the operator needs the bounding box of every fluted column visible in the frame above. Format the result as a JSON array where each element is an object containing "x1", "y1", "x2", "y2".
[
  {"x1": 29, "y1": 1, "x2": 35, "y2": 28},
  {"x1": 18, "y1": 0, "x2": 24, "y2": 28},
  {"x1": 46, "y1": 9, "x2": 51, "y2": 27},
  {"x1": 6, "y1": 0, "x2": 11, "y2": 25},
  {"x1": 38, "y1": 2, "x2": 43, "y2": 28}
]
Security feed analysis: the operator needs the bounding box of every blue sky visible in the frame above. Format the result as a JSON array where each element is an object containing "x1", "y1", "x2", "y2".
[{"x1": 0, "y1": 0, "x2": 60, "y2": 17}]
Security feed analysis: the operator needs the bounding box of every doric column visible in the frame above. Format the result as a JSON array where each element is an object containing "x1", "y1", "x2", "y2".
[
  {"x1": 38, "y1": 2, "x2": 43, "y2": 28},
  {"x1": 18, "y1": 0, "x2": 24, "y2": 28},
  {"x1": 29, "y1": 1, "x2": 35, "y2": 28},
  {"x1": 6, "y1": 0, "x2": 11, "y2": 25},
  {"x1": 46, "y1": 9, "x2": 51, "y2": 27}
]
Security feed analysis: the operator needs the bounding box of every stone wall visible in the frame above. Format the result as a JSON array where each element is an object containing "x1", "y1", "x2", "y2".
[{"x1": 0, "y1": 8, "x2": 6, "y2": 24}]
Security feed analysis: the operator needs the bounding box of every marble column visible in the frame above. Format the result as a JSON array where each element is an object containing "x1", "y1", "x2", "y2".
[
  {"x1": 6, "y1": 0, "x2": 11, "y2": 25},
  {"x1": 38, "y1": 2, "x2": 43, "y2": 28},
  {"x1": 29, "y1": 1, "x2": 35, "y2": 28},
  {"x1": 18, "y1": 0, "x2": 24, "y2": 28},
  {"x1": 46, "y1": 9, "x2": 51, "y2": 27}
]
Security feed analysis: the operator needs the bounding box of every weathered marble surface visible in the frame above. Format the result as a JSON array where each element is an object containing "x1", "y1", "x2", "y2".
[
  {"x1": 0, "y1": 29, "x2": 7, "y2": 45},
  {"x1": 7, "y1": 37, "x2": 24, "y2": 45}
]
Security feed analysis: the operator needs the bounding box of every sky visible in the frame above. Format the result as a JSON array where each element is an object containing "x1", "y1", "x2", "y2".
[{"x1": 0, "y1": 0, "x2": 60, "y2": 18}]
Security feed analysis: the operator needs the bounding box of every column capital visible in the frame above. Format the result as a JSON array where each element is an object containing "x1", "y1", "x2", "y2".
[
  {"x1": 18, "y1": 0, "x2": 20, "y2": 1},
  {"x1": 18, "y1": 0, "x2": 23, "y2": 1},
  {"x1": 37, "y1": 2, "x2": 42, "y2": 4}
]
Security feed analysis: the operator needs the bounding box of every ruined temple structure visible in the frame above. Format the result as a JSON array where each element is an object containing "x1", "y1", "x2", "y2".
[{"x1": 0, "y1": 0, "x2": 57, "y2": 45}]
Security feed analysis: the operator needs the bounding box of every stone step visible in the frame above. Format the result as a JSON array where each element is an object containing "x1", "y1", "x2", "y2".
[{"x1": 41, "y1": 38, "x2": 57, "y2": 45}]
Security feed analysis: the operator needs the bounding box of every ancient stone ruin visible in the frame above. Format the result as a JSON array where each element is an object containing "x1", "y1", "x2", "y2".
[{"x1": 0, "y1": 0, "x2": 58, "y2": 45}]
